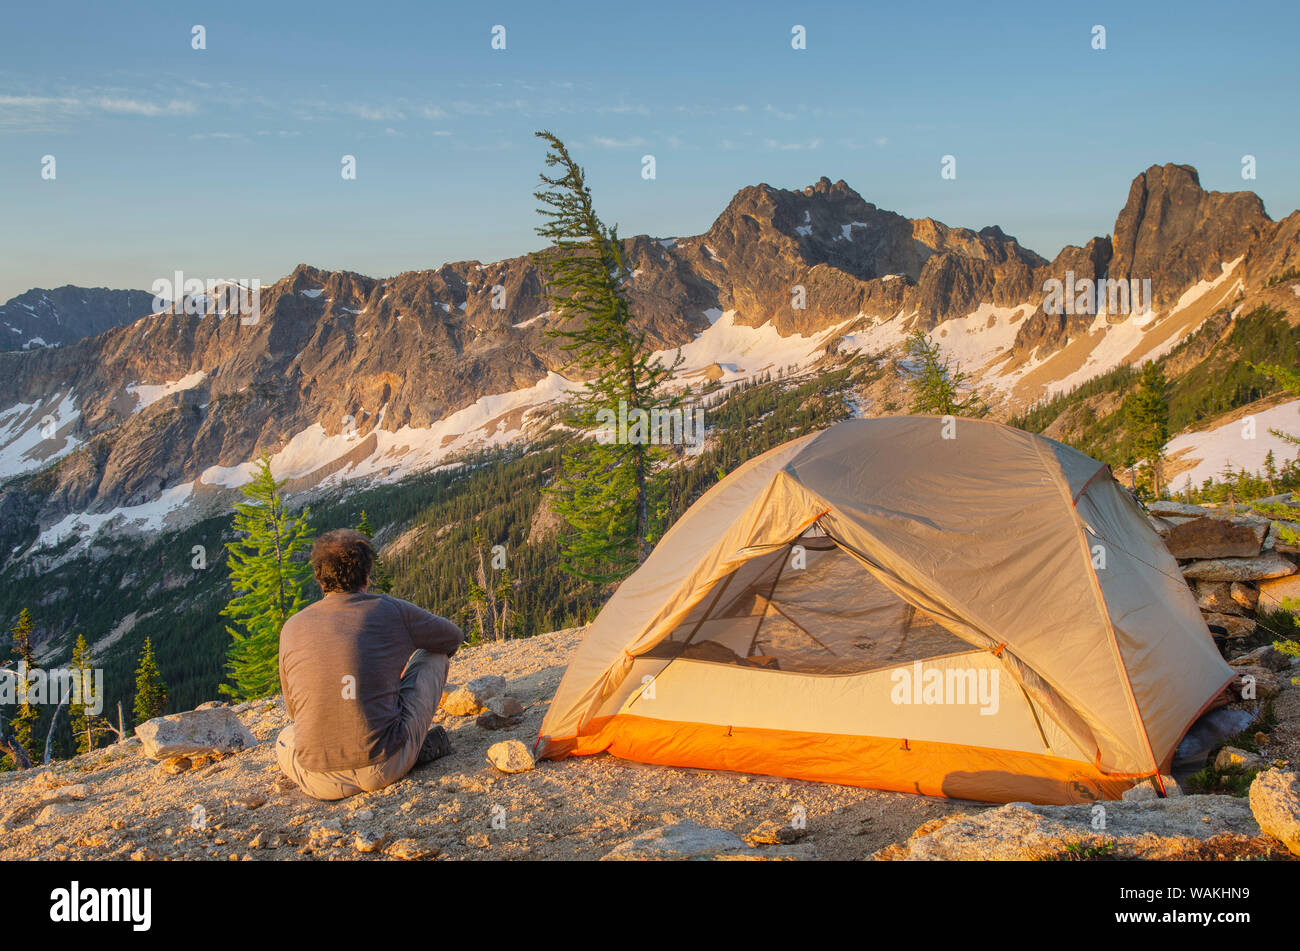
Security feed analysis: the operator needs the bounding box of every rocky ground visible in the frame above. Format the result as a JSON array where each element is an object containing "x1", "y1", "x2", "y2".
[
  {"x1": 7, "y1": 492, "x2": 1300, "y2": 862},
  {"x1": 0, "y1": 628, "x2": 964, "y2": 861},
  {"x1": 2, "y1": 622, "x2": 1297, "y2": 861}
]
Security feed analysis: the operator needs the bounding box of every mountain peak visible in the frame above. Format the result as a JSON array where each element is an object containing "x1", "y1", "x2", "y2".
[
  {"x1": 1110, "y1": 163, "x2": 1271, "y2": 307},
  {"x1": 802, "y1": 176, "x2": 858, "y2": 199}
]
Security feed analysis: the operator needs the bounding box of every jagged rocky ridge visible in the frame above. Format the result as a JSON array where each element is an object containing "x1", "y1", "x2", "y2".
[{"x1": 0, "y1": 164, "x2": 1297, "y2": 558}]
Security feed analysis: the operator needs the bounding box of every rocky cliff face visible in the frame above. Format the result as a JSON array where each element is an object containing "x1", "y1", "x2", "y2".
[
  {"x1": 0, "y1": 286, "x2": 158, "y2": 352},
  {"x1": 1009, "y1": 164, "x2": 1287, "y2": 360},
  {"x1": 0, "y1": 164, "x2": 1295, "y2": 557}
]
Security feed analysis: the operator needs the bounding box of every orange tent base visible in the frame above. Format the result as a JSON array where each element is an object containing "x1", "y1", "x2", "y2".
[{"x1": 547, "y1": 714, "x2": 1139, "y2": 805}]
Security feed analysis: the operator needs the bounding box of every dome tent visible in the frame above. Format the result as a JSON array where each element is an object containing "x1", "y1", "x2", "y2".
[{"x1": 535, "y1": 417, "x2": 1235, "y2": 805}]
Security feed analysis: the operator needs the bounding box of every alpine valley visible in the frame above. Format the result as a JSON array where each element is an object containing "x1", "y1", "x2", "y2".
[{"x1": 3, "y1": 162, "x2": 1299, "y2": 720}]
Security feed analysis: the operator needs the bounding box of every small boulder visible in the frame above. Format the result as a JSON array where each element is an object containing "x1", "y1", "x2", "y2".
[
  {"x1": 467, "y1": 675, "x2": 507, "y2": 704},
  {"x1": 602, "y1": 820, "x2": 752, "y2": 860},
  {"x1": 1201, "y1": 612, "x2": 1256, "y2": 639},
  {"x1": 353, "y1": 831, "x2": 388, "y2": 853},
  {"x1": 1121, "y1": 783, "x2": 1158, "y2": 802},
  {"x1": 486, "y1": 740, "x2": 535, "y2": 773},
  {"x1": 1230, "y1": 666, "x2": 1282, "y2": 700},
  {"x1": 44, "y1": 783, "x2": 90, "y2": 801},
  {"x1": 1258, "y1": 574, "x2": 1300, "y2": 612},
  {"x1": 1231, "y1": 582, "x2": 1259, "y2": 611},
  {"x1": 1248, "y1": 769, "x2": 1300, "y2": 856},
  {"x1": 1166, "y1": 517, "x2": 1265, "y2": 560},
  {"x1": 134, "y1": 707, "x2": 258, "y2": 760},
  {"x1": 1182, "y1": 552, "x2": 1297, "y2": 583},
  {"x1": 475, "y1": 711, "x2": 520, "y2": 730},
  {"x1": 387, "y1": 838, "x2": 438, "y2": 860},
  {"x1": 33, "y1": 801, "x2": 82, "y2": 827},
  {"x1": 1229, "y1": 645, "x2": 1290, "y2": 672},
  {"x1": 249, "y1": 831, "x2": 280, "y2": 850},
  {"x1": 1195, "y1": 581, "x2": 1242, "y2": 615},
  {"x1": 1214, "y1": 746, "x2": 1265, "y2": 771},
  {"x1": 484, "y1": 695, "x2": 524, "y2": 718},
  {"x1": 745, "y1": 820, "x2": 808, "y2": 846},
  {"x1": 440, "y1": 687, "x2": 483, "y2": 717},
  {"x1": 1148, "y1": 501, "x2": 1213, "y2": 518}
]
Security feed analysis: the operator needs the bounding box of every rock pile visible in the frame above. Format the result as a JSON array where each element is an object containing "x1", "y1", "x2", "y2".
[
  {"x1": 438, "y1": 675, "x2": 527, "y2": 730},
  {"x1": 1148, "y1": 497, "x2": 1300, "y2": 684}
]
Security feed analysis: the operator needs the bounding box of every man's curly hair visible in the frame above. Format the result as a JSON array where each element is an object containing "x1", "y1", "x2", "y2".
[{"x1": 310, "y1": 529, "x2": 375, "y2": 593}]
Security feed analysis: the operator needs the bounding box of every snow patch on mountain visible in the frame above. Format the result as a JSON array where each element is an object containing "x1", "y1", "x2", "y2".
[
  {"x1": 127, "y1": 371, "x2": 208, "y2": 412},
  {"x1": 661, "y1": 310, "x2": 851, "y2": 384},
  {"x1": 0, "y1": 391, "x2": 83, "y2": 479},
  {"x1": 200, "y1": 371, "x2": 582, "y2": 494},
  {"x1": 34, "y1": 482, "x2": 195, "y2": 552},
  {"x1": 1165, "y1": 399, "x2": 1300, "y2": 490},
  {"x1": 512, "y1": 311, "x2": 552, "y2": 329}
]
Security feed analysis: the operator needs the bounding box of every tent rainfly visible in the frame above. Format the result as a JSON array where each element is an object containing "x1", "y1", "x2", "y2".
[{"x1": 535, "y1": 416, "x2": 1235, "y2": 805}]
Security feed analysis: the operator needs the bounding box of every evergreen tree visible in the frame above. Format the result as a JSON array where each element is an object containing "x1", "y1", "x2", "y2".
[
  {"x1": 68, "y1": 634, "x2": 106, "y2": 754},
  {"x1": 7, "y1": 609, "x2": 39, "y2": 765},
  {"x1": 133, "y1": 637, "x2": 168, "y2": 725},
  {"x1": 355, "y1": 509, "x2": 393, "y2": 593},
  {"x1": 532, "y1": 130, "x2": 684, "y2": 582},
  {"x1": 221, "y1": 456, "x2": 315, "y2": 700},
  {"x1": 1124, "y1": 362, "x2": 1170, "y2": 496},
  {"x1": 904, "y1": 328, "x2": 986, "y2": 417}
]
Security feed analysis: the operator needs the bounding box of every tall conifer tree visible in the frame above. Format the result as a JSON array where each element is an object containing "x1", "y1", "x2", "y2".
[
  {"x1": 7, "y1": 609, "x2": 39, "y2": 764},
  {"x1": 221, "y1": 456, "x2": 315, "y2": 700},
  {"x1": 532, "y1": 130, "x2": 683, "y2": 582},
  {"x1": 68, "y1": 633, "x2": 106, "y2": 754},
  {"x1": 133, "y1": 637, "x2": 168, "y2": 725},
  {"x1": 1124, "y1": 362, "x2": 1170, "y2": 496}
]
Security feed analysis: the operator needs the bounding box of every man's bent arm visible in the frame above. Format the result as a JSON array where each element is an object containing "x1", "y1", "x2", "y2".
[{"x1": 399, "y1": 599, "x2": 465, "y2": 656}]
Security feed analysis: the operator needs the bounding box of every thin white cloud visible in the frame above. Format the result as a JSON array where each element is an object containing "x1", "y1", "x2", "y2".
[
  {"x1": 762, "y1": 138, "x2": 821, "y2": 151},
  {"x1": 349, "y1": 104, "x2": 406, "y2": 121},
  {"x1": 0, "y1": 92, "x2": 197, "y2": 130},
  {"x1": 592, "y1": 135, "x2": 646, "y2": 148}
]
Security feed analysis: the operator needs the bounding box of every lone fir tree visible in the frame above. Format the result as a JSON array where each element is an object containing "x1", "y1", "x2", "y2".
[
  {"x1": 68, "y1": 634, "x2": 107, "y2": 754},
  {"x1": 6, "y1": 609, "x2": 40, "y2": 765},
  {"x1": 532, "y1": 130, "x2": 683, "y2": 583},
  {"x1": 1124, "y1": 361, "x2": 1170, "y2": 496},
  {"x1": 133, "y1": 637, "x2": 168, "y2": 725},
  {"x1": 221, "y1": 455, "x2": 315, "y2": 700},
  {"x1": 904, "y1": 328, "x2": 986, "y2": 418}
]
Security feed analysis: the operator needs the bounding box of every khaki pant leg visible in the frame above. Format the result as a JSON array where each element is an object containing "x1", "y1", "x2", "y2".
[{"x1": 372, "y1": 649, "x2": 450, "y2": 785}]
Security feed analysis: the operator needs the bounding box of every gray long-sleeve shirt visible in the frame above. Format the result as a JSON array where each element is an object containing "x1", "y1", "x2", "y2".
[{"x1": 279, "y1": 591, "x2": 464, "y2": 771}]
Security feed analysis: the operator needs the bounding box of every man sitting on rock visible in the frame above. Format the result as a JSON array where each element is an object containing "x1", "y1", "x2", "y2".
[{"x1": 276, "y1": 528, "x2": 463, "y2": 800}]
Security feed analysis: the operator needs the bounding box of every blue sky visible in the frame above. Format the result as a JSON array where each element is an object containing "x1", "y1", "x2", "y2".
[{"x1": 1, "y1": 0, "x2": 1297, "y2": 301}]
